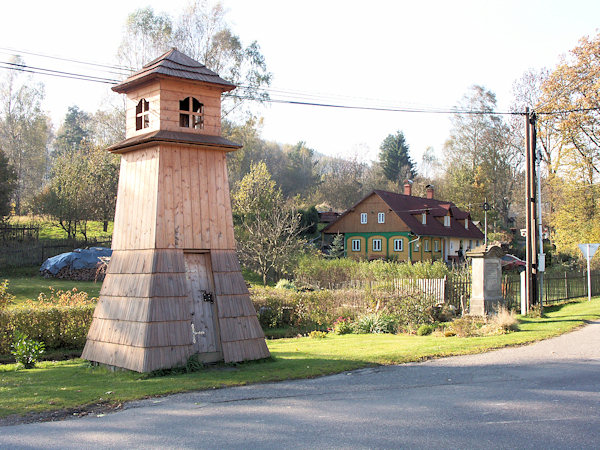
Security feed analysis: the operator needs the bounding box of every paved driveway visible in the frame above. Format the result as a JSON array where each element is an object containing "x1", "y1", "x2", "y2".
[{"x1": 2, "y1": 321, "x2": 600, "y2": 449}]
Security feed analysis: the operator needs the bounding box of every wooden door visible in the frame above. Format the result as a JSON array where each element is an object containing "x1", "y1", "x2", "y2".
[{"x1": 184, "y1": 252, "x2": 222, "y2": 360}]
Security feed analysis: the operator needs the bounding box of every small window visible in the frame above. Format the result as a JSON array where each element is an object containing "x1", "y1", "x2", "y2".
[
  {"x1": 394, "y1": 239, "x2": 403, "y2": 252},
  {"x1": 476, "y1": 240, "x2": 479, "y2": 247},
  {"x1": 465, "y1": 220, "x2": 469, "y2": 230},
  {"x1": 179, "y1": 97, "x2": 204, "y2": 129},
  {"x1": 434, "y1": 240, "x2": 440, "y2": 252},
  {"x1": 414, "y1": 241, "x2": 420, "y2": 252},
  {"x1": 450, "y1": 241, "x2": 454, "y2": 250},
  {"x1": 469, "y1": 240, "x2": 473, "y2": 249},
  {"x1": 378, "y1": 212, "x2": 385, "y2": 224},
  {"x1": 136, "y1": 99, "x2": 150, "y2": 130},
  {"x1": 422, "y1": 213, "x2": 427, "y2": 225},
  {"x1": 444, "y1": 216, "x2": 451, "y2": 227},
  {"x1": 360, "y1": 213, "x2": 367, "y2": 224},
  {"x1": 373, "y1": 239, "x2": 382, "y2": 252},
  {"x1": 424, "y1": 239, "x2": 430, "y2": 252},
  {"x1": 352, "y1": 239, "x2": 361, "y2": 252}
]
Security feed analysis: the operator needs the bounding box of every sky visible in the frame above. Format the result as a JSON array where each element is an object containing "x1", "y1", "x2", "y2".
[{"x1": 1, "y1": 0, "x2": 599, "y2": 167}]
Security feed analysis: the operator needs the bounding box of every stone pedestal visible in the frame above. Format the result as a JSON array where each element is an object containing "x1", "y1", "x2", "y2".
[{"x1": 466, "y1": 245, "x2": 505, "y2": 316}]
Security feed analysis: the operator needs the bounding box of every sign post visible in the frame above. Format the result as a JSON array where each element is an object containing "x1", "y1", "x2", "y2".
[{"x1": 578, "y1": 243, "x2": 600, "y2": 302}]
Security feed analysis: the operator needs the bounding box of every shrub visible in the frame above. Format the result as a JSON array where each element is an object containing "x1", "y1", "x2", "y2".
[
  {"x1": 354, "y1": 313, "x2": 397, "y2": 334},
  {"x1": 0, "y1": 279, "x2": 15, "y2": 309},
  {"x1": 0, "y1": 302, "x2": 95, "y2": 354},
  {"x1": 331, "y1": 317, "x2": 354, "y2": 335},
  {"x1": 308, "y1": 330, "x2": 327, "y2": 339},
  {"x1": 417, "y1": 323, "x2": 435, "y2": 336},
  {"x1": 275, "y1": 279, "x2": 297, "y2": 291},
  {"x1": 447, "y1": 316, "x2": 483, "y2": 337},
  {"x1": 11, "y1": 331, "x2": 45, "y2": 369}
]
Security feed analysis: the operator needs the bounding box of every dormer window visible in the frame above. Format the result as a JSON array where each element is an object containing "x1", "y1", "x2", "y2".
[
  {"x1": 422, "y1": 213, "x2": 426, "y2": 225},
  {"x1": 444, "y1": 216, "x2": 450, "y2": 227},
  {"x1": 179, "y1": 97, "x2": 204, "y2": 129},
  {"x1": 136, "y1": 99, "x2": 150, "y2": 130}
]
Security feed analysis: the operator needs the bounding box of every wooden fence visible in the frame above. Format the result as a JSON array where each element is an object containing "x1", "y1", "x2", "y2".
[
  {"x1": 0, "y1": 224, "x2": 39, "y2": 242},
  {"x1": 327, "y1": 269, "x2": 600, "y2": 315},
  {"x1": 0, "y1": 238, "x2": 111, "y2": 268}
]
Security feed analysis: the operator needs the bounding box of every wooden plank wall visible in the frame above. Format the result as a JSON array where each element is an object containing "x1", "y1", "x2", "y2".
[
  {"x1": 159, "y1": 79, "x2": 222, "y2": 136},
  {"x1": 211, "y1": 250, "x2": 270, "y2": 362},
  {"x1": 82, "y1": 249, "x2": 195, "y2": 373},
  {"x1": 125, "y1": 80, "x2": 161, "y2": 137},
  {"x1": 155, "y1": 145, "x2": 236, "y2": 251},
  {"x1": 112, "y1": 149, "x2": 159, "y2": 251}
]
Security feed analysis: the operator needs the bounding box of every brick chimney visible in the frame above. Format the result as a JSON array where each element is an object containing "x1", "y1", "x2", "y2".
[
  {"x1": 426, "y1": 184, "x2": 434, "y2": 199},
  {"x1": 403, "y1": 180, "x2": 413, "y2": 196}
]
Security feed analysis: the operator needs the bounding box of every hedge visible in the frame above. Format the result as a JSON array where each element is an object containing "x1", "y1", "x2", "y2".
[{"x1": 0, "y1": 305, "x2": 95, "y2": 355}]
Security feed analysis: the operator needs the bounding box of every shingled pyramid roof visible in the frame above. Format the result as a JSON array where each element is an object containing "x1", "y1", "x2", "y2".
[{"x1": 113, "y1": 48, "x2": 236, "y2": 93}]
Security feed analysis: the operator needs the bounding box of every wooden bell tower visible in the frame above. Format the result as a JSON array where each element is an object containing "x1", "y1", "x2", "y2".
[{"x1": 82, "y1": 49, "x2": 270, "y2": 372}]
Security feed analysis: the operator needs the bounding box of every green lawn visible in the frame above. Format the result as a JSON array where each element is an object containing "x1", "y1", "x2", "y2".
[
  {"x1": 1, "y1": 267, "x2": 102, "y2": 304},
  {"x1": 9, "y1": 216, "x2": 113, "y2": 241},
  {"x1": 1, "y1": 297, "x2": 599, "y2": 420}
]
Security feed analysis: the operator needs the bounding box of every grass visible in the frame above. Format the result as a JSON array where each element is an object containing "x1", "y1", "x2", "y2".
[
  {"x1": 0, "y1": 266, "x2": 101, "y2": 304},
  {"x1": 8, "y1": 215, "x2": 113, "y2": 241},
  {"x1": 1, "y1": 297, "x2": 599, "y2": 420}
]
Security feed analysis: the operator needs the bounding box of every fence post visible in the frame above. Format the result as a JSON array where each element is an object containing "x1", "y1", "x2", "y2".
[{"x1": 565, "y1": 272, "x2": 568, "y2": 299}]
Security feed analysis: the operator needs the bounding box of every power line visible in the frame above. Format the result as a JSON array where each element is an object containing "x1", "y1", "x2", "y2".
[
  {"x1": 0, "y1": 60, "x2": 119, "y2": 84},
  {"x1": 1, "y1": 46, "x2": 599, "y2": 117}
]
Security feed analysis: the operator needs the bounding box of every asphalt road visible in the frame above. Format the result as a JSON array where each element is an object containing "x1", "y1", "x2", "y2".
[{"x1": 2, "y1": 321, "x2": 600, "y2": 449}]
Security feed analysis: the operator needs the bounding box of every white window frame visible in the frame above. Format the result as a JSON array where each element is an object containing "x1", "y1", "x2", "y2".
[
  {"x1": 378, "y1": 212, "x2": 385, "y2": 224},
  {"x1": 422, "y1": 213, "x2": 427, "y2": 225},
  {"x1": 414, "y1": 241, "x2": 420, "y2": 252},
  {"x1": 450, "y1": 241, "x2": 454, "y2": 250},
  {"x1": 360, "y1": 213, "x2": 367, "y2": 224},
  {"x1": 465, "y1": 219, "x2": 469, "y2": 230},
  {"x1": 444, "y1": 216, "x2": 451, "y2": 227},
  {"x1": 434, "y1": 240, "x2": 439, "y2": 252},
  {"x1": 372, "y1": 239, "x2": 382, "y2": 252},
  {"x1": 424, "y1": 239, "x2": 430, "y2": 252},
  {"x1": 393, "y1": 238, "x2": 403, "y2": 252},
  {"x1": 351, "y1": 239, "x2": 361, "y2": 252}
]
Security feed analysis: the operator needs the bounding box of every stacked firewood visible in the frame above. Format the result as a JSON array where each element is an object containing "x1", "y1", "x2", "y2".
[{"x1": 41, "y1": 262, "x2": 107, "y2": 281}]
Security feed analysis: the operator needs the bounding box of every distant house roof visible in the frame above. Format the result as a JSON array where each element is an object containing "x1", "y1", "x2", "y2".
[
  {"x1": 323, "y1": 189, "x2": 484, "y2": 240},
  {"x1": 112, "y1": 48, "x2": 236, "y2": 93},
  {"x1": 318, "y1": 210, "x2": 341, "y2": 224}
]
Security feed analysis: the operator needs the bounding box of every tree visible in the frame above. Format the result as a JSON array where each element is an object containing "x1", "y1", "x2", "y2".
[
  {"x1": 315, "y1": 155, "x2": 366, "y2": 210},
  {"x1": 378, "y1": 131, "x2": 416, "y2": 187},
  {"x1": 33, "y1": 150, "x2": 93, "y2": 239},
  {"x1": 535, "y1": 32, "x2": 600, "y2": 255},
  {"x1": 117, "y1": 7, "x2": 174, "y2": 70},
  {"x1": 53, "y1": 105, "x2": 91, "y2": 156},
  {"x1": 0, "y1": 56, "x2": 51, "y2": 214},
  {"x1": 278, "y1": 142, "x2": 320, "y2": 198},
  {"x1": 443, "y1": 86, "x2": 520, "y2": 227},
  {"x1": 118, "y1": 2, "x2": 271, "y2": 116},
  {"x1": 329, "y1": 233, "x2": 345, "y2": 258},
  {"x1": 233, "y1": 162, "x2": 306, "y2": 285},
  {"x1": 0, "y1": 149, "x2": 16, "y2": 219},
  {"x1": 86, "y1": 145, "x2": 120, "y2": 232}
]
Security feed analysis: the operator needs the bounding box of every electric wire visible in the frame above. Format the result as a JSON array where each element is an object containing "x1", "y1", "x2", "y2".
[{"x1": 0, "y1": 46, "x2": 599, "y2": 117}]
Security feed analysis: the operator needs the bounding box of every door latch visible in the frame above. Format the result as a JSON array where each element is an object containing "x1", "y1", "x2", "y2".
[
  {"x1": 191, "y1": 323, "x2": 206, "y2": 343},
  {"x1": 202, "y1": 291, "x2": 214, "y2": 303}
]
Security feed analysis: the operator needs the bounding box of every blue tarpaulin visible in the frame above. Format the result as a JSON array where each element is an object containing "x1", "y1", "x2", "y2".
[{"x1": 40, "y1": 247, "x2": 112, "y2": 275}]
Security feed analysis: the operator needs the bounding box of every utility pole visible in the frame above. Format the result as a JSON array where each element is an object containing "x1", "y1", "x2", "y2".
[{"x1": 524, "y1": 108, "x2": 539, "y2": 314}]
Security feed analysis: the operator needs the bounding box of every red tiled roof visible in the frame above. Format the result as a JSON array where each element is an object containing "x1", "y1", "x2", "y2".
[
  {"x1": 113, "y1": 48, "x2": 236, "y2": 93},
  {"x1": 324, "y1": 190, "x2": 484, "y2": 240}
]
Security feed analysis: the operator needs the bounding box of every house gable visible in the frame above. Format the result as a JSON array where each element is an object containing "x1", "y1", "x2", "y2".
[{"x1": 324, "y1": 192, "x2": 410, "y2": 234}]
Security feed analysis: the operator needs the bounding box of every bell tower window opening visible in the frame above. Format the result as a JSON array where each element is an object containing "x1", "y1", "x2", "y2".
[
  {"x1": 136, "y1": 99, "x2": 150, "y2": 131},
  {"x1": 179, "y1": 97, "x2": 204, "y2": 130}
]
